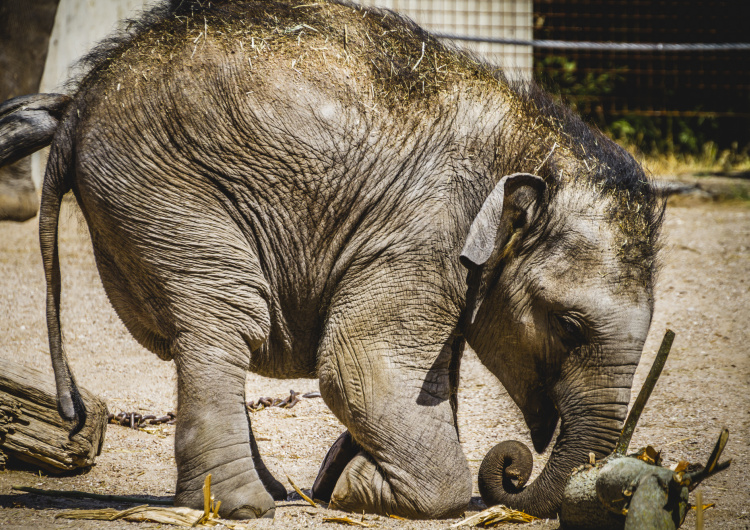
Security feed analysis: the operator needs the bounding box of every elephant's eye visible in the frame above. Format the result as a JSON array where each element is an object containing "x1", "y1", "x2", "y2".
[{"x1": 555, "y1": 314, "x2": 588, "y2": 348}]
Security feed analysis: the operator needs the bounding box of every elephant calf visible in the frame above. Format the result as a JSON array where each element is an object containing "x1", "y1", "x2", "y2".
[{"x1": 10, "y1": 0, "x2": 663, "y2": 520}]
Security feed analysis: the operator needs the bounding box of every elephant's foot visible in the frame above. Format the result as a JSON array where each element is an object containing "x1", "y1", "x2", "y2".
[
  {"x1": 174, "y1": 462, "x2": 276, "y2": 519},
  {"x1": 312, "y1": 430, "x2": 359, "y2": 502},
  {"x1": 329, "y1": 452, "x2": 395, "y2": 515},
  {"x1": 0, "y1": 162, "x2": 38, "y2": 222}
]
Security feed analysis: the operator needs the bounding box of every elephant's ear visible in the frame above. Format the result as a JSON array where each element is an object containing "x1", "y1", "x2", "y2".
[{"x1": 460, "y1": 173, "x2": 546, "y2": 323}]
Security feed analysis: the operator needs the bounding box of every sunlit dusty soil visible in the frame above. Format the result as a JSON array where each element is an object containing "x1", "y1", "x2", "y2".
[{"x1": 0, "y1": 194, "x2": 748, "y2": 528}]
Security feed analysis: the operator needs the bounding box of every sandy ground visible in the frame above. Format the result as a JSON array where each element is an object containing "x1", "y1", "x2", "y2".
[{"x1": 0, "y1": 188, "x2": 748, "y2": 529}]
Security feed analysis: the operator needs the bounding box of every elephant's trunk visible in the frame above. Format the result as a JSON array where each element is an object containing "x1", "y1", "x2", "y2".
[{"x1": 478, "y1": 385, "x2": 628, "y2": 519}]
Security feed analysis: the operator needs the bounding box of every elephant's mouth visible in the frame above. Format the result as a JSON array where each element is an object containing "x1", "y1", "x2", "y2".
[
  {"x1": 527, "y1": 409, "x2": 559, "y2": 453},
  {"x1": 522, "y1": 390, "x2": 559, "y2": 453}
]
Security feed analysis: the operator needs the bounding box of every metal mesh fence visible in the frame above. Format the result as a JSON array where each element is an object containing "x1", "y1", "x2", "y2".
[
  {"x1": 358, "y1": 0, "x2": 749, "y2": 150},
  {"x1": 531, "y1": 0, "x2": 749, "y2": 119}
]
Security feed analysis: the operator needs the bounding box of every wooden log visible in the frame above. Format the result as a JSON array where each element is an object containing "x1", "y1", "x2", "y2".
[
  {"x1": 558, "y1": 329, "x2": 731, "y2": 530},
  {"x1": 0, "y1": 358, "x2": 107, "y2": 473},
  {"x1": 560, "y1": 453, "x2": 689, "y2": 530}
]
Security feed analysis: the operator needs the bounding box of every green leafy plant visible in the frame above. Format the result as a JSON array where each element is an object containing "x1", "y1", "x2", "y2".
[{"x1": 535, "y1": 55, "x2": 750, "y2": 167}]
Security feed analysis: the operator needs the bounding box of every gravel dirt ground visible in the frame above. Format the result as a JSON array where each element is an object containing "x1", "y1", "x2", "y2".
[{"x1": 0, "y1": 185, "x2": 748, "y2": 529}]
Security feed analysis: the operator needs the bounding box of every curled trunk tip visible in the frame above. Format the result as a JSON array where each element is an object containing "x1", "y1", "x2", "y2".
[
  {"x1": 478, "y1": 440, "x2": 533, "y2": 503},
  {"x1": 478, "y1": 418, "x2": 622, "y2": 519},
  {"x1": 478, "y1": 436, "x2": 561, "y2": 519}
]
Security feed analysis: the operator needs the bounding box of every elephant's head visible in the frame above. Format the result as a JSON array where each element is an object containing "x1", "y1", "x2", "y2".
[{"x1": 461, "y1": 172, "x2": 661, "y2": 518}]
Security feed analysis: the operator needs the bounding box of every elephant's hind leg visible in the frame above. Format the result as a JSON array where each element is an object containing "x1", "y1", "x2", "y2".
[
  {"x1": 77, "y1": 185, "x2": 279, "y2": 518},
  {"x1": 173, "y1": 337, "x2": 275, "y2": 519},
  {"x1": 0, "y1": 161, "x2": 38, "y2": 222}
]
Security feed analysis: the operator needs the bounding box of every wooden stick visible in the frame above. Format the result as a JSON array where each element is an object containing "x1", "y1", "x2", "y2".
[
  {"x1": 285, "y1": 473, "x2": 318, "y2": 508},
  {"x1": 615, "y1": 329, "x2": 675, "y2": 454},
  {"x1": 686, "y1": 428, "x2": 732, "y2": 490},
  {"x1": 12, "y1": 485, "x2": 174, "y2": 505},
  {"x1": 704, "y1": 427, "x2": 729, "y2": 474},
  {"x1": 695, "y1": 490, "x2": 704, "y2": 530}
]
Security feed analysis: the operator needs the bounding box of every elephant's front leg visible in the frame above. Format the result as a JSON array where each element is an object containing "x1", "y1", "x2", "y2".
[
  {"x1": 317, "y1": 277, "x2": 472, "y2": 519},
  {"x1": 173, "y1": 342, "x2": 275, "y2": 519}
]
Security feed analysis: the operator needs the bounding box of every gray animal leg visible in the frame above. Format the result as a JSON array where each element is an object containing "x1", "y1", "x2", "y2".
[
  {"x1": 173, "y1": 341, "x2": 275, "y2": 519},
  {"x1": 0, "y1": 160, "x2": 38, "y2": 222},
  {"x1": 317, "y1": 273, "x2": 472, "y2": 519}
]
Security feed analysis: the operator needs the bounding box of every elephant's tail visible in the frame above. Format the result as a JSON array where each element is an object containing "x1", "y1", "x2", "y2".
[
  {"x1": 0, "y1": 93, "x2": 71, "y2": 168},
  {"x1": 38, "y1": 101, "x2": 87, "y2": 437}
]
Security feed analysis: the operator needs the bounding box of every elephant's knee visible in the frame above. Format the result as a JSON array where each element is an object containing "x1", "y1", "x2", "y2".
[{"x1": 417, "y1": 456, "x2": 472, "y2": 519}]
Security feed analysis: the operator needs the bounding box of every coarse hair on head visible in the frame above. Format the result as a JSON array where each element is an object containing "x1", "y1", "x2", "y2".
[{"x1": 503, "y1": 79, "x2": 665, "y2": 286}]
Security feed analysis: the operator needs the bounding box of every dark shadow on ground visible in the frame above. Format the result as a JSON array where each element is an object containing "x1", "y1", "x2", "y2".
[
  {"x1": 467, "y1": 496, "x2": 488, "y2": 511},
  {"x1": 0, "y1": 492, "x2": 172, "y2": 511},
  {"x1": 0, "y1": 453, "x2": 91, "y2": 476}
]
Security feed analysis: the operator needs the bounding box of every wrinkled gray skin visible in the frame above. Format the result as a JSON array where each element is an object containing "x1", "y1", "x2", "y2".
[
  {"x1": 28, "y1": 0, "x2": 661, "y2": 521},
  {"x1": 0, "y1": 0, "x2": 59, "y2": 221},
  {"x1": 465, "y1": 180, "x2": 655, "y2": 517}
]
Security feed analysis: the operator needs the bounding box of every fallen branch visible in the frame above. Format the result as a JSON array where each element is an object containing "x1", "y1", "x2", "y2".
[
  {"x1": 286, "y1": 473, "x2": 318, "y2": 507},
  {"x1": 57, "y1": 504, "x2": 240, "y2": 527},
  {"x1": 323, "y1": 516, "x2": 372, "y2": 527},
  {"x1": 451, "y1": 504, "x2": 536, "y2": 527},
  {"x1": 0, "y1": 359, "x2": 107, "y2": 473},
  {"x1": 560, "y1": 331, "x2": 732, "y2": 530},
  {"x1": 685, "y1": 427, "x2": 730, "y2": 489},
  {"x1": 54, "y1": 474, "x2": 239, "y2": 527}
]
